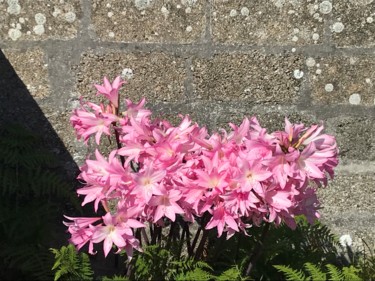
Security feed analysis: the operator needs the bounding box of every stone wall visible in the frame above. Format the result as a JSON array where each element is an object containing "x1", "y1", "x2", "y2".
[{"x1": 1, "y1": 0, "x2": 374, "y2": 250}]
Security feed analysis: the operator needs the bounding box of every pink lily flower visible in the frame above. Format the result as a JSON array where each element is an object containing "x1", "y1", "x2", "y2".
[
  {"x1": 91, "y1": 213, "x2": 137, "y2": 257},
  {"x1": 131, "y1": 164, "x2": 166, "y2": 203},
  {"x1": 94, "y1": 76, "x2": 125, "y2": 108},
  {"x1": 70, "y1": 108, "x2": 118, "y2": 145},
  {"x1": 63, "y1": 216, "x2": 101, "y2": 251},
  {"x1": 205, "y1": 204, "x2": 239, "y2": 237},
  {"x1": 149, "y1": 186, "x2": 185, "y2": 222}
]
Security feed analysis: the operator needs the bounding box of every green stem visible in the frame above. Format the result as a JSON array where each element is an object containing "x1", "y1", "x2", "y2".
[
  {"x1": 157, "y1": 225, "x2": 162, "y2": 245},
  {"x1": 194, "y1": 213, "x2": 210, "y2": 260},
  {"x1": 191, "y1": 226, "x2": 201, "y2": 254},
  {"x1": 141, "y1": 228, "x2": 149, "y2": 246},
  {"x1": 151, "y1": 225, "x2": 158, "y2": 245},
  {"x1": 166, "y1": 221, "x2": 176, "y2": 250},
  {"x1": 245, "y1": 223, "x2": 270, "y2": 276},
  {"x1": 178, "y1": 223, "x2": 187, "y2": 258},
  {"x1": 194, "y1": 229, "x2": 209, "y2": 260},
  {"x1": 113, "y1": 125, "x2": 125, "y2": 166}
]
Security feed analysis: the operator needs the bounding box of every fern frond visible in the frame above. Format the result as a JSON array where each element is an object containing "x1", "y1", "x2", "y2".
[
  {"x1": 216, "y1": 266, "x2": 251, "y2": 281},
  {"x1": 274, "y1": 264, "x2": 307, "y2": 281},
  {"x1": 0, "y1": 123, "x2": 78, "y2": 280},
  {"x1": 295, "y1": 218, "x2": 339, "y2": 258},
  {"x1": 196, "y1": 260, "x2": 214, "y2": 271},
  {"x1": 341, "y1": 266, "x2": 362, "y2": 281},
  {"x1": 276, "y1": 262, "x2": 363, "y2": 281},
  {"x1": 304, "y1": 262, "x2": 326, "y2": 281},
  {"x1": 175, "y1": 267, "x2": 215, "y2": 281},
  {"x1": 0, "y1": 244, "x2": 54, "y2": 280},
  {"x1": 326, "y1": 264, "x2": 344, "y2": 281},
  {"x1": 50, "y1": 244, "x2": 93, "y2": 281}
]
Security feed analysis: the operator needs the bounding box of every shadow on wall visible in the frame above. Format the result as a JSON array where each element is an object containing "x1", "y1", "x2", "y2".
[
  {"x1": 0, "y1": 49, "x2": 124, "y2": 277},
  {"x1": 0, "y1": 49, "x2": 78, "y2": 182}
]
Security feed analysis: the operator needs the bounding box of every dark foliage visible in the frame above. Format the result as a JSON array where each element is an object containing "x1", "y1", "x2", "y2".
[{"x1": 0, "y1": 123, "x2": 78, "y2": 280}]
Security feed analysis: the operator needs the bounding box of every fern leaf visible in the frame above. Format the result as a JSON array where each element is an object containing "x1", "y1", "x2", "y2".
[
  {"x1": 274, "y1": 265, "x2": 307, "y2": 281},
  {"x1": 54, "y1": 270, "x2": 63, "y2": 281},
  {"x1": 196, "y1": 260, "x2": 214, "y2": 271},
  {"x1": 50, "y1": 244, "x2": 93, "y2": 281},
  {"x1": 175, "y1": 267, "x2": 215, "y2": 281},
  {"x1": 326, "y1": 264, "x2": 344, "y2": 281},
  {"x1": 341, "y1": 266, "x2": 362, "y2": 281},
  {"x1": 217, "y1": 266, "x2": 251, "y2": 281},
  {"x1": 304, "y1": 262, "x2": 326, "y2": 281}
]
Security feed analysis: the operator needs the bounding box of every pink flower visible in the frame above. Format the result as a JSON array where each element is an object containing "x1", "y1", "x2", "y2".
[
  {"x1": 95, "y1": 76, "x2": 124, "y2": 108},
  {"x1": 70, "y1": 106, "x2": 117, "y2": 145},
  {"x1": 195, "y1": 155, "x2": 229, "y2": 194},
  {"x1": 296, "y1": 143, "x2": 327, "y2": 180},
  {"x1": 64, "y1": 216, "x2": 101, "y2": 229},
  {"x1": 236, "y1": 159, "x2": 272, "y2": 193},
  {"x1": 222, "y1": 189, "x2": 259, "y2": 216},
  {"x1": 264, "y1": 186, "x2": 292, "y2": 223},
  {"x1": 131, "y1": 164, "x2": 166, "y2": 203},
  {"x1": 263, "y1": 145, "x2": 295, "y2": 188},
  {"x1": 76, "y1": 182, "x2": 107, "y2": 212},
  {"x1": 293, "y1": 185, "x2": 321, "y2": 224},
  {"x1": 149, "y1": 186, "x2": 184, "y2": 222},
  {"x1": 81, "y1": 149, "x2": 128, "y2": 187},
  {"x1": 123, "y1": 98, "x2": 151, "y2": 122},
  {"x1": 68, "y1": 226, "x2": 95, "y2": 252},
  {"x1": 228, "y1": 117, "x2": 250, "y2": 144},
  {"x1": 206, "y1": 204, "x2": 239, "y2": 237},
  {"x1": 63, "y1": 216, "x2": 101, "y2": 252},
  {"x1": 117, "y1": 142, "x2": 146, "y2": 165},
  {"x1": 91, "y1": 213, "x2": 136, "y2": 257}
]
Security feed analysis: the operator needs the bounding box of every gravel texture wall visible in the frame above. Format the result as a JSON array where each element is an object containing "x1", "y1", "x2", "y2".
[{"x1": 1, "y1": 0, "x2": 374, "y2": 251}]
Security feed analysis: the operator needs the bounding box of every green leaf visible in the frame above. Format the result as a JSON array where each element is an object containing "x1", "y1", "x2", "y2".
[
  {"x1": 274, "y1": 264, "x2": 306, "y2": 281},
  {"x1": 326, "y1": 264, "x2": 343, "y2": 281},
  {"x1": 304, "y1": 262, "x2": 326, "y2": 281}
]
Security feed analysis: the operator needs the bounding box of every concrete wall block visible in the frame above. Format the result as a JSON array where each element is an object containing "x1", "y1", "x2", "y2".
[
  {"x1": 151, "y1": 101, "x2": 218, "y2": 130},
  {"x1": 1, "y1": 48, "x2": 49, "y2": 99},
  {"x1": 39, "y1": 107, "x2": 89, "y2": 166},
  {"x1": 326, "y1": 116, "x2": 375, "y2": 161},
  {"x1": 319, "y1": 173, "x2": 375, "y2": 215},
  {"x1": 333, "y1": 1, "x2": 375, "y2": 47},
  {"x1": 309, "y1": 55, "x2": 375, "y2": 106},
  {"x1": 192, "y1": 52, "x2": 303, "y2": 105},
  {"x1": 250, "y1": 109, "x2": 319, "y2": 133},
  {"x1": 91, "y1": 0, "x2": 206, "y2": 43},
  {"x1": 212, "y1": 0, "x2": 326, "y2": 45},
  {"x1": 212, "y1": 105, "x2": 318, "y2": 135},
  {"x1": 0, "y1": 0, "x2": 81, "y2": 41},
  {"x1": 75, "y1": 52, "x2": 187, "y2": 104},
  {"x1": 318, "y1": 173, "x2": 375, "y2": 250}
]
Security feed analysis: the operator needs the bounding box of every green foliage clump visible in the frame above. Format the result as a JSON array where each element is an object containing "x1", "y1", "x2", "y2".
[
  {"x1": 0, "y1": 123, "x2": 78, "y2": 280},
  {"x1": 50, "y1": 244, "x2": 93, "y2": 281},
  {"x1": 0, "y1": 123, "x2": 78, "y2": 202},
  {"x1": 130, "y1": 244, "x2": 215, "y2": 281},
  {"x1": 50, "y1": 216, "x2": 375, "y2": 281},
  {"x1": 356, "y1": 240, "x2": 375, "y2": 281},
  {"x1": 126, "y1": 243, "x2": 250, "y2": 281},
  {"x1": 206, "y1": 216, "x2": 341, "y2": 280},
  {"x1": 101, "y1": 275, "x2": 129, "y2": 281},
  {"x1": 216, "y1": 266, "x2": 251, "y2": 281},
  {"x1": 50, "y1": 242, "x2": 251, "y2": 281},
  {"x1": 274, "y1": 262, "x2": 362, "y2": 281}
]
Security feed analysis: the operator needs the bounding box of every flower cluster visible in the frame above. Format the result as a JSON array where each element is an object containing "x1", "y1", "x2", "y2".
[{"x1": 66, "y1": 76, "x2": 338, "y2": 258}]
